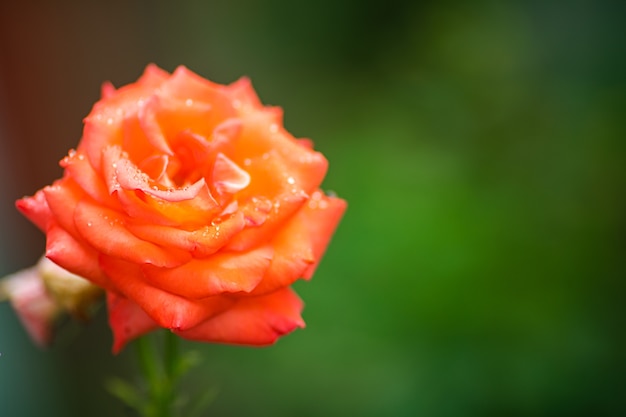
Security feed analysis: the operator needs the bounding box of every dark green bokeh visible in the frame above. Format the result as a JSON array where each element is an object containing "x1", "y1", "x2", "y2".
[{"x1": 0, "y1": 1, "x2": 624, "y2": 416}]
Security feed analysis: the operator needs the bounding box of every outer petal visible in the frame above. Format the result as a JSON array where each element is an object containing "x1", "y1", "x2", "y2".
[
  {"x1": 100, "y1": 256, "x2": 234, "y2": 330},
  {"x1": 141, "y1": 245, "x2": 273, "y2": 299},
  {"x1": 226, "y1": 77, "x2": 264, "y2": 115},
  {"x1": 45, "y1": 225, "x2": 112, "y2": 290},
  {"x1": 175, "y1": 287, "x2": 304, "y2": 345},
  {"x1": 249, "y1": 191, "x2": 347, "y2": 295},
  {"x1": 107, "y1": 291, "x2": 159, "y2": 354},
  {"x1": 78, "y1": 65, "x2": 170, "y2": 171},
  {"x1": 15, "y1": 189, "x2": 51, "y2": 232},
  {"x1": 42, "y1": 178, "x2": 87, "y2": 237},
  {"x1": 301, "y1": 192, "x2": 347, "y2": 278}
]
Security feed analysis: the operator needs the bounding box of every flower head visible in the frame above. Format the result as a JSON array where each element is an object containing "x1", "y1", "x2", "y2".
[{"x1": 16, "y1": 65, "x2": 346, "y2": 353}]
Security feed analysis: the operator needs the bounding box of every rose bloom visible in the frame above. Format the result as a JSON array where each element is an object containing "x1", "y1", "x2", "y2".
[{"x1": 17, "y1": 65, "x2": 346, "y2": 353}]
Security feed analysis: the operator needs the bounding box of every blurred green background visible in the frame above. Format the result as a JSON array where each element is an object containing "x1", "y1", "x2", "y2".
[{"x1": 0, "y1": 1, "x2": 624, "y2": 416}]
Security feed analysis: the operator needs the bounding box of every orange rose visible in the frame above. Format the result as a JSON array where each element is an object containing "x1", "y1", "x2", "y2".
[{"x1": 17, "y1": 65, "x2": 346, "y2": 353}]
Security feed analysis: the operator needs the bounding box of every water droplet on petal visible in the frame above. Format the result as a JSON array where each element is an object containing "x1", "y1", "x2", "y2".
[
  {"x1": 185, "y1": 98, "x2": 193, "y2": 106},
  {"x1": 269, "y1": 124, "x2": 279, "y2": 133},
  {"x1": 286, "y1": 177, "x2": 295, "y2": 185},
  {"x1": 87, "y1": 222, "x2": 93, "y2": 227},
  {"x1": 106, "y1": 117, "x2": 114, "y2": 125}
]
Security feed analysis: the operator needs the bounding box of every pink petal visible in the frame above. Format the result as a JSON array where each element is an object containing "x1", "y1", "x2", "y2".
[{"x1": 2, "y1": 267, "x2": 58, "y2": 347}]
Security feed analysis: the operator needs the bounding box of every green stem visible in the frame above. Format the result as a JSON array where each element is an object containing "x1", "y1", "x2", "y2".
[{"x1": 135, "y1": 332, "x2": 181, "y2": 417}]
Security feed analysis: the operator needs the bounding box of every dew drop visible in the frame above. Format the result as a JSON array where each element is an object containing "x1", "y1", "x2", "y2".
[
  {"x1": 106, "y1": 117, "x2": 114, "y2": 125},
  {"x1": 68, "y1": 149, "x2": 77, "y2": 157},
  {"x1": 185, "y1": 98, "x2": 193, "y2": 106},
  {"x1": 87, "y1": 221, "x2": 93, "y2": 227},
  {"x1": 286, "y1": 177, "x2": 295, "y2": 185},
  {"x1": 232, "y1": 99, "x2": 241, "y2": 109},
  {"x1": 243, "y1": 158, "x2": 252, "y2": 166},
  {"x1": 269, "y1": 124, "x2": 279, "y2": 133}
]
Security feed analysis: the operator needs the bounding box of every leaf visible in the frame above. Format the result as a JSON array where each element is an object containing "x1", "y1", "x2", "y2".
[{"x1": 105, "y1": 377, "x2": 147, "y2": 414}]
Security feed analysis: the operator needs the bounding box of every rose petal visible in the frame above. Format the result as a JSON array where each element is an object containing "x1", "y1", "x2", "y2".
[
  {"x1": 16, "y1": 189, "x2": 51, "y2": 232},
  {"x1": 227, "y1": 186, "x2": 308, "y2": 251},
  {"x1": 247, "y1": 191, "x2": 346, "y2": 295},
  {"x1": 42, "y1": 178, "x2": 86, "y2": 237},
  {"x1": 107, "y1": 291, "x2": 159, "y2": 354},
  {"x1": 212, "y1": 153, "x2": 250, "y2": 195},
  {"x1": 79, "y1": 66, "x2": 170, "y2": 171},
  {"x1": 100, "y1": 81, "x2": 116, "y2": 100},
  {"x1": 138, "y1": 95, "x2": 175, "y2": 155},
  {"x1": 103, "y1": 145, "x2": 221, "y2": 226},
  {"x1": 74, "y1": 200, "x2": 191, "y2": 268},
  {"x1": 100, "y1": 256, "x2": 234, "y2": 330},
  {"x1": 175, "y1": 287, "x2": 304, "y2": 345},
  {"x1": 300, "y1": 192, "x2": 347, "y2": 278},
  {"x1": 60, "y1": 150, "x2": 121, "y2": 209},
  {"x1": 226, "y1": 77, "x2": 263, "y2": 115},
  {"x1": 161, "y1": 66, "x2": 232, "y2": 111},
  {"x1": 144, "y1": 91, "x2": 217, "y2": 143},
  {"x1": 45, "y1": 225, "x2": 112, "y2": 290},
  {"x1": 126, "y1": 210, "x2": 246, "y2": 257},
  {"x1": 233, "y1": 112, "x2": 328, "y2": 197},
  {"x1": 141, "y1": 245, "x2": 273, "y2": 299}
]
